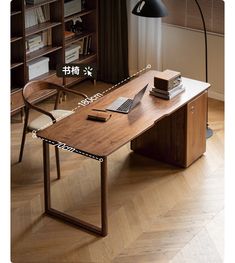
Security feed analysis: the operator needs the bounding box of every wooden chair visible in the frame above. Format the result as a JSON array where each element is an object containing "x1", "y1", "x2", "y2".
[{"x1": 18, "y1": 80, "x2": 88, "y2": 179}]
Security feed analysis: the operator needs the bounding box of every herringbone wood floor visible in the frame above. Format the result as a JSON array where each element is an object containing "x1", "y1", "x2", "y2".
[{"x1": 11, "y1": 81, "x2": 224, "y2": 263}]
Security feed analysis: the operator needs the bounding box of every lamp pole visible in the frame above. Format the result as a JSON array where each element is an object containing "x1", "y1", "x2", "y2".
[
  {"x1": 194, "y1": 0, "x2": 208, "y2": 83},
  {"x1": 194, "y1": 0, "x2": 213, "y2": 138}
]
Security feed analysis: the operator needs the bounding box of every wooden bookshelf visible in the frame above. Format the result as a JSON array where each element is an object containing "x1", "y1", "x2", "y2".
[{"x1": 11, "y1": 0, "x2": 99, "y2": 115}]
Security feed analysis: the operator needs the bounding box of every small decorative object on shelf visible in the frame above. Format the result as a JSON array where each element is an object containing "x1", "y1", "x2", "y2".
[{"x1": 70, "y1": 17, "x2": 83, "y2": 35}]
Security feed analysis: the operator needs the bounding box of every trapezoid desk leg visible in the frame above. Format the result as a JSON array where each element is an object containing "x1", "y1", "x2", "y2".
[{"x1": 43, "y1": 140, "x2": 108, "y2": 236}]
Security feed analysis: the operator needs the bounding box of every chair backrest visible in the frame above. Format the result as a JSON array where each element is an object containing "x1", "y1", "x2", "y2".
[{"x1": 22, "y1": 80, "x2": 61, "y2": 110}]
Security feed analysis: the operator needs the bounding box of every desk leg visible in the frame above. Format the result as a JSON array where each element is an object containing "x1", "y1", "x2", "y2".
[
  {"x1": 43, "y1": 141, "x2": 108, "y2": 236},
  {"x1": 43, "y1": 141, "x2": 51, "y2": 211},
  {"x1": 101, "y1": 157, "x2": 108, "y2": 236}
]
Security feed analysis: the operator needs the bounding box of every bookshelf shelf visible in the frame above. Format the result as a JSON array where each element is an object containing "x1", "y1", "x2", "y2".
[
  {"x1": 25, "y1": 21, "x2": 61, "y2": 37},
  {"x1": 11, "y1": 10, "x2": 22, "y2": 16},
  {"x1": 64, "y1": 9, "x2": 95, "y2": 22},
  {"x1": 11, "y1": 62, "x2": 24, "y2": 69},
  {"x1": 25, "y1": 0, "x2": 58, "y2": 10},
  {"x1": 65, "y1": 31, "x2": 94, "y2": 46},
  {"x1": 11, "y1": 0, "x2": 98, "y2": 116},
  {"x1": 11, "y1": 36, "x2": 23, "y2": 43},
  {"x1": 74, "y1": 53, "x2": 97, "y2": 64},
  {"x1": 26, "y1": 45, "x2": 62, "y2": 62}
]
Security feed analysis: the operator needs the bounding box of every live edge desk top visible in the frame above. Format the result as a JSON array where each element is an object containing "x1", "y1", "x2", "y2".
[{"x1": 38, "y1": 70, "x2": 210, "y2": 159}]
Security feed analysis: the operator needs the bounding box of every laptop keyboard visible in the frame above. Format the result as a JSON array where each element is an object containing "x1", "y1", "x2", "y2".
[{"x1": 117, "y1": 99, "x2": 133, "y2": 112}]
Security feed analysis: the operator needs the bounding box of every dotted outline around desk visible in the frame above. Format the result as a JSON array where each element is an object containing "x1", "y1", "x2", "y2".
[{"x1": 31, "y1": 64, "x2": 152, "y2": 162}]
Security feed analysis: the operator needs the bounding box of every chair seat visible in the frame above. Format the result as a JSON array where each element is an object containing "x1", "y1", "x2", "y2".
[{"x1": 28, "y1": 109, "x2": 74, "y2": 131}]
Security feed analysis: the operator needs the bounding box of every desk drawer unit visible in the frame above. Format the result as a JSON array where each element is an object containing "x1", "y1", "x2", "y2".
[{"x1": 131, "y1": 92, "x2": 207, "y2": 168}]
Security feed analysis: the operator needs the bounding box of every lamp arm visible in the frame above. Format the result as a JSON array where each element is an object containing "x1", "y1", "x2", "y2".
[{"x1": 194, "y1": 0, "x2": 208, "y2": 83}]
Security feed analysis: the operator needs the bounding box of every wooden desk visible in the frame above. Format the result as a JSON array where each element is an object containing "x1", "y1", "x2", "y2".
[{"x1": 38, "y1": 70, "x2": 210, "y2": 236}]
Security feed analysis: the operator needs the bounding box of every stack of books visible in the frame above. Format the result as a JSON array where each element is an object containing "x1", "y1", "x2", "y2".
[
  {"x1": 26, "y1": 34, "x2": 44, "y2": 54},
  {"x1": 150, "y1": 70, "x2": 185, "y2": 100},
  {"x1": 64, "y1": 31, "x2": 76, "y2": 40},
  {"x1": 150, "y1": 83, "x2": 185, "y2": 100}
]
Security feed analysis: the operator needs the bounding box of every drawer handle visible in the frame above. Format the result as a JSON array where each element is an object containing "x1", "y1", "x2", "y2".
[{"x1": 190, "y1": 106, "x2": 195, "y2": 113}]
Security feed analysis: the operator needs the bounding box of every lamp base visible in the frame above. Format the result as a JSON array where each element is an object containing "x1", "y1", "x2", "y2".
[{"x1": 206, "y1": 127, "x2": 213, "y2": 139}]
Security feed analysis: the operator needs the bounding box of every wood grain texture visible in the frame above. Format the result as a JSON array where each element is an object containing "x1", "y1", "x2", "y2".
[
  {"x1": 38, "y1": 70, "x2": 210, "y2": 157},
  {"x1": 11, "y1": 80, "x2": 223, "y2": 263},
  {"x1": 186, "y1": 92, "x2": 207, "y2": 166}
]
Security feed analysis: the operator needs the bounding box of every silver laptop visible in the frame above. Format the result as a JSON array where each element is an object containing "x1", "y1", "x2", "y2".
[{"x1": 106, "y1": 84, "x2": 148, "y2": 114}]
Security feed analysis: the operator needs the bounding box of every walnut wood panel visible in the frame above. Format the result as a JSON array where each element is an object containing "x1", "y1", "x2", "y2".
[
  {"x1": 186, "y1": 91, "x2": 207, "y2": 166},
  {"x1": 131, "y1": 92, "x2": 207, "y2": 167},
  {"x1": 131, "y1": 105, "x2": 187, "y2": 167},
  {"x1": 38, "y1": 70, "x2": 210, "y2": 157}
]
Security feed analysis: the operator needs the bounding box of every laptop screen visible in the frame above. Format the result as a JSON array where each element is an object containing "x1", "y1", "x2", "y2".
[{"x1": 130, "y1": 84, "x2": 148, "y2": 110}]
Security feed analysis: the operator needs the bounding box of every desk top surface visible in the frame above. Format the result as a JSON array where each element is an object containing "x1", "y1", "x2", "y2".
[{"x1": 38, "y1": 70, "x2": 210, "y2": 157}]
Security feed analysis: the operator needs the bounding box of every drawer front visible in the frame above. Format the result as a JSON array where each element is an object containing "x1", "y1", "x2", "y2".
[{"x1": 11, "y1": 90, "x2": 24, "y2": 112}]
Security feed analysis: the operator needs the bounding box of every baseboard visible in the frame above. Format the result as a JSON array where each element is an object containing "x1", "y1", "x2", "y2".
[{"x1": 208, "y1": 90, "x2": 224, "y2": 101}]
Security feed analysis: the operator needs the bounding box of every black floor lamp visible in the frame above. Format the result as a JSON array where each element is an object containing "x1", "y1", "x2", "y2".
[{"x1": 132, "y1": 0, "x2": 213, "y2": 139}]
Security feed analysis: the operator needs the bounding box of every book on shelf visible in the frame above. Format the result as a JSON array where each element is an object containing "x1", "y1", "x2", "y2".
[
  {"x1": 150, "y1": 84, "x2": 185, "y2": 100},
  {"x1": 25, "y1": 6, "x2": 47, "y2": 28},
  {"x1": 83, "y1": 36, "x2": 87, "y2": 55},
  {"x1": 77, "y1": 39, "x2": 84, "y2": 54},
  {"x1": 26, "y1": 33, "x2": 45, "y2": 54},
  {"x1": 64, "y1": 31, "x2": 76, "y2": 40},
  {"x1": 42, "y1": 31, "x2": 48, "y2": 46},
  {"x1": 27, "y1": 34, "x2": 42, "y2": 45},
  {"x1": 26, "y1": 42, "x2": 44, "y2": 54},
  {"x1": 47, "y1": 28, "x2": 52, "y2": 45},
  {"x1": 35, "y1": 7, "x2": 46, "y2": 23},
  {"x1": 87, "y1": 35, "x2": 92, "y2": 55},
  {"x1": 42, "y1": 4, "x2": 50, "y2": 21},
  {"x1": 25, "y1": 9, "x2": 38, "y2": 28}
]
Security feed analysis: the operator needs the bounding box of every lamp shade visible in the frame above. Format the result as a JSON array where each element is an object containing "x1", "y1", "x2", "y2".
[{"x1": 132, "y1": 0, "x2": 168, "y2": 18}]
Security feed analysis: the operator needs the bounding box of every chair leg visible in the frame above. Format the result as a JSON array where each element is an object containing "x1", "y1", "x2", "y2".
[
  {"x1": 18, "y1": 108, "x2": 29, "y2": 163},
  {"x1": 55, "y1": 147, "x2": 61, "y2": 179}
]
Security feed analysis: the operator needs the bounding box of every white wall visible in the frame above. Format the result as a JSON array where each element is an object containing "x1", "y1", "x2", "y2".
[{"x1": 162, "y1": 24, "x2": 224, "y2": 101}]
